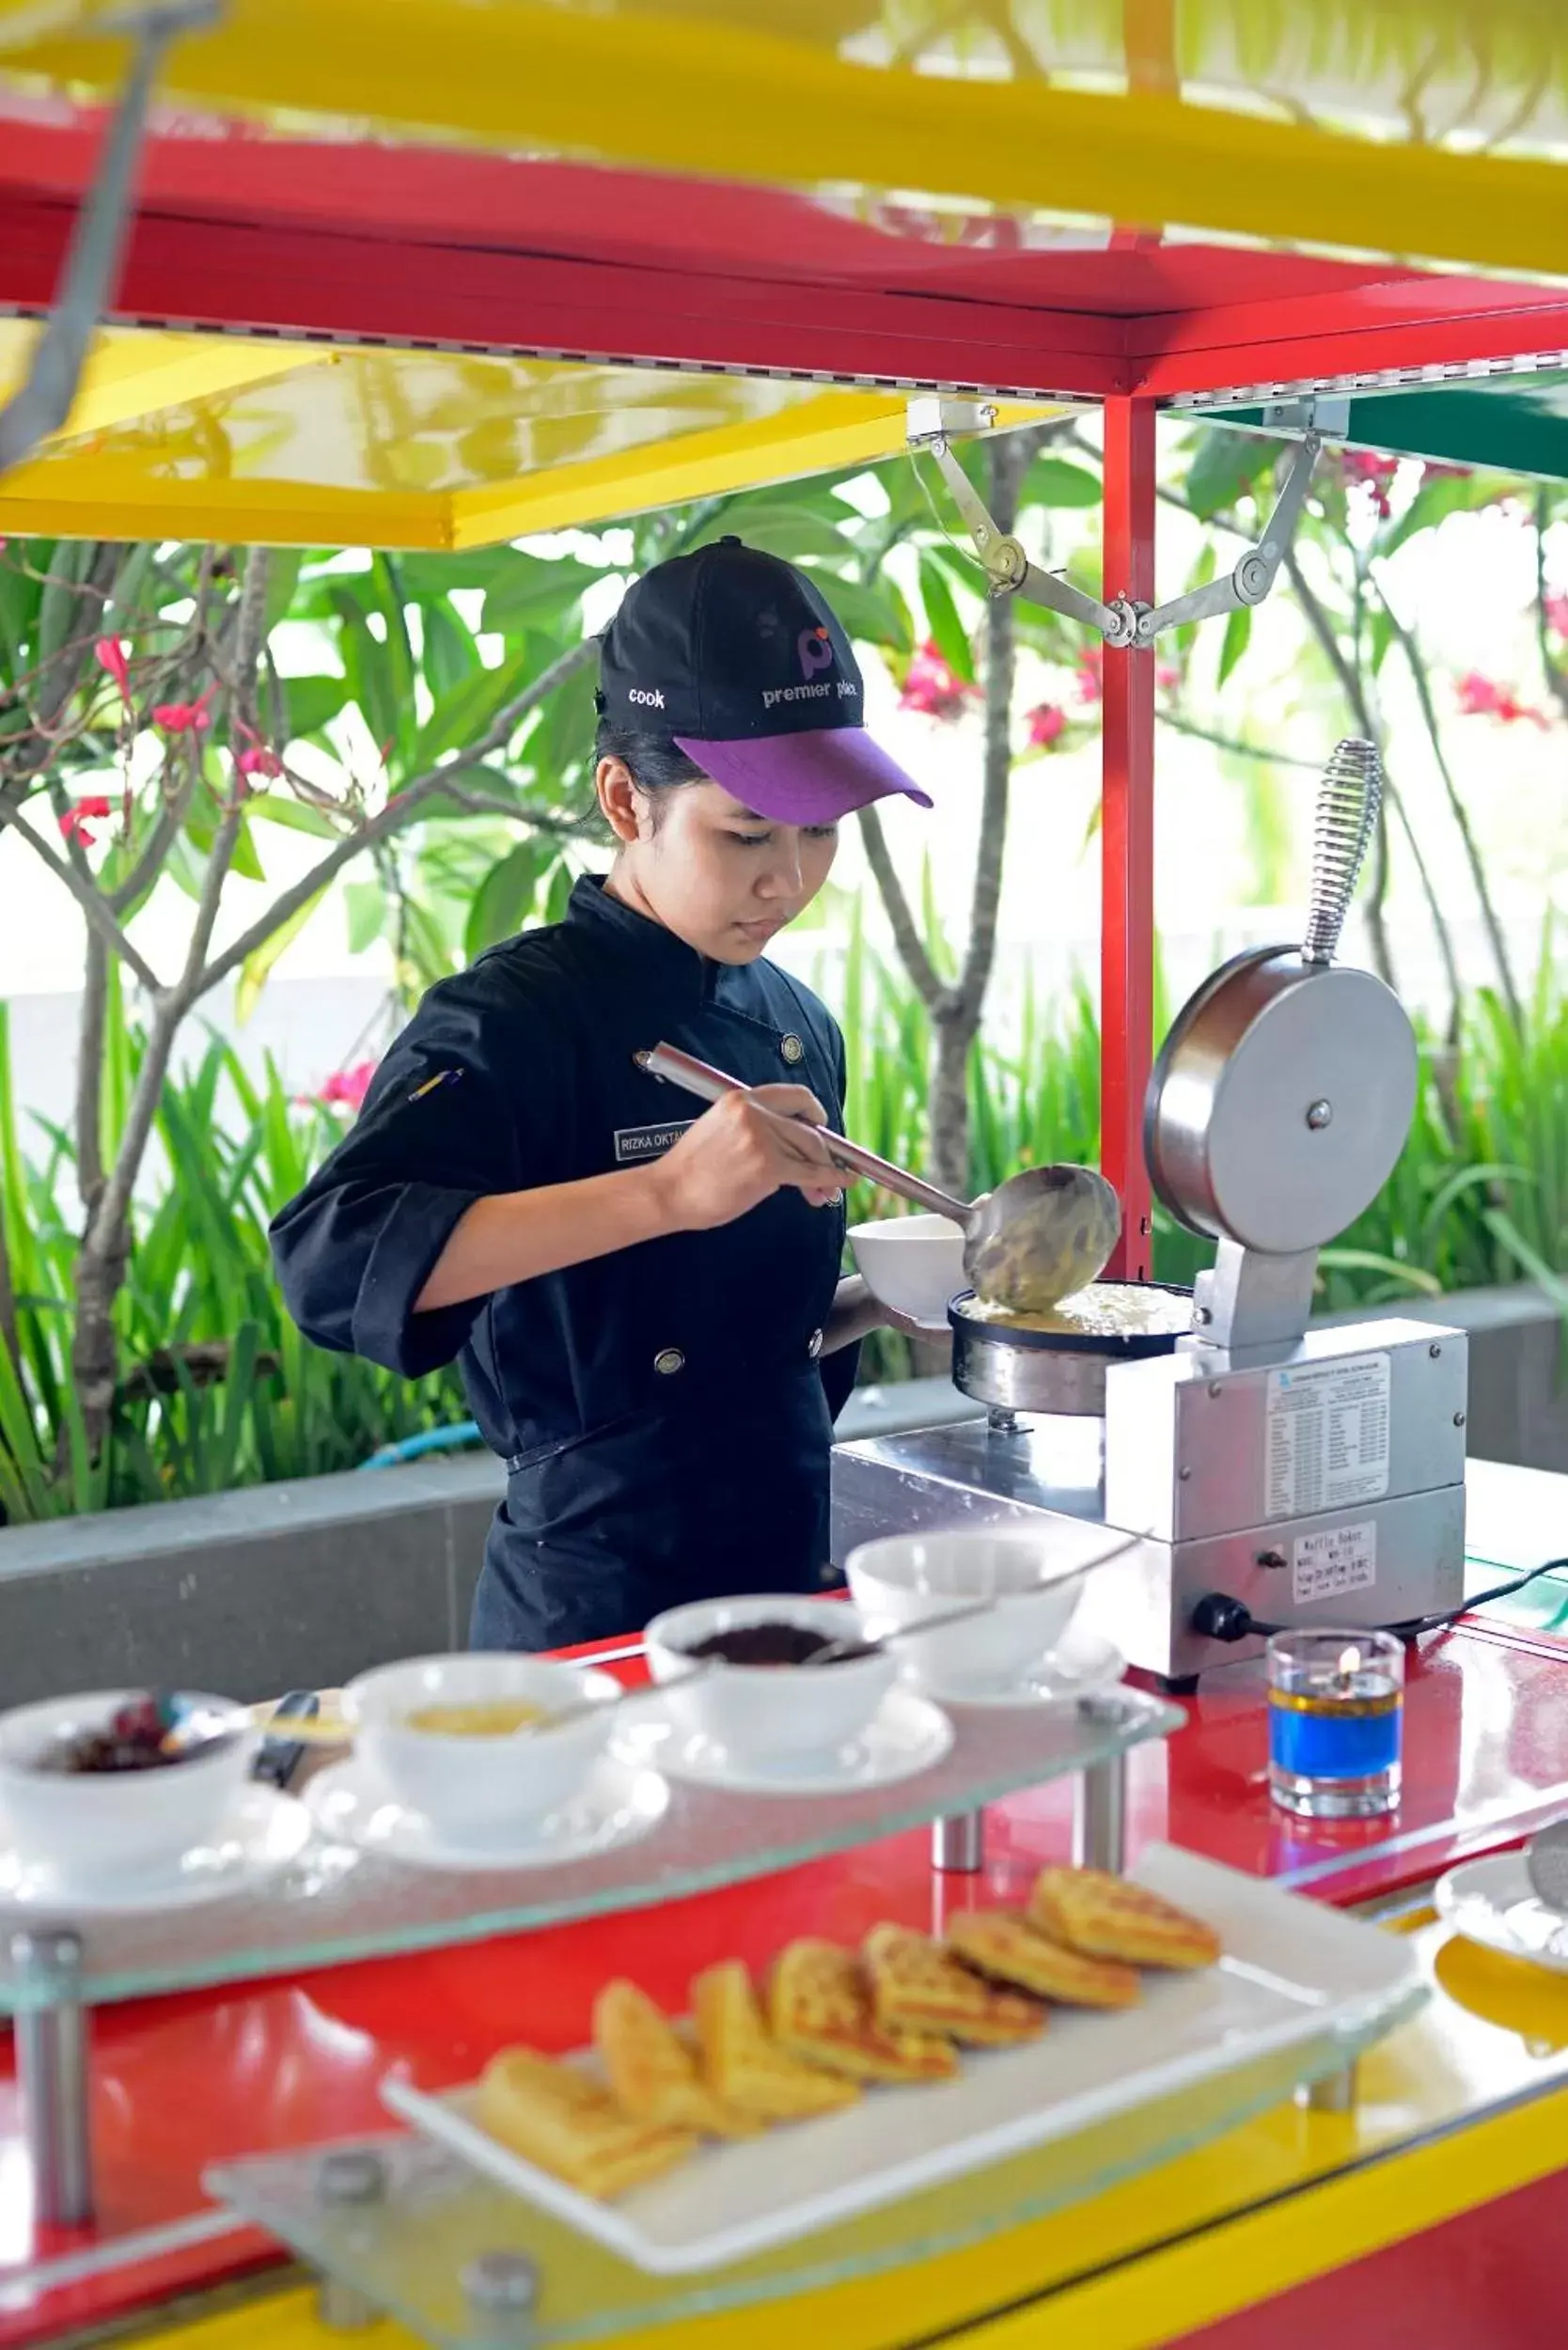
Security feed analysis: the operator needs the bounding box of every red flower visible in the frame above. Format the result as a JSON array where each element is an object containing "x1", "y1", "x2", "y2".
[
  {"x1": 1339, "y1": 450, "x2": 1401, "y2": 518},
  {"x1": 94, "y1": 636, "x2": 132, "y2": 708},
  {"x1": 1155, "y1": 662, "x2": 1180, "y2": 691},
  {"x1": 1074, "y1": 645, "x2": 1104, "y2": 706},
  {"x1": 897, "y1": 641, "x2": 978, "y2": 722},
  {"x1": 1454, "y1": 671, "x2": 1548, "y2": 728},
  {"x1": 152, "y1": 686, "x2": 215, "y2": 738},
  {"x1": 58, "y1": 794, "x2": 113, "y2": 849},
  {"x1": 235, "y1": 744, "x2": 285, "y2": 781},
  {"x1": 316, "y1": 1060, "x2": 376, "y2": 1113},
  {"x1": 1544, "y1": 593, "x2": 1568, "y2": 641},
  {"x1": 1025, "y1": 701, "x2": 1066, "y2": 748}
]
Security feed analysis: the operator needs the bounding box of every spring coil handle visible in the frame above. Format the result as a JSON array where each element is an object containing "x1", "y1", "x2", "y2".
[{"x1": 1302, "y1": 737, "x2": 1383, "y2": 966}]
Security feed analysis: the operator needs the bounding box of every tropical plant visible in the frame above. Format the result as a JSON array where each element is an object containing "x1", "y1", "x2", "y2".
[{"x1": 0, "y1": 536, "x2": 607, "y2": 1465}]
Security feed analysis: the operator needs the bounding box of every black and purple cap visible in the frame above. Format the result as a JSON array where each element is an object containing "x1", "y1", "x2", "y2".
[{"x1": 596, "y1": 537, "x2": 933, "y2": 824}]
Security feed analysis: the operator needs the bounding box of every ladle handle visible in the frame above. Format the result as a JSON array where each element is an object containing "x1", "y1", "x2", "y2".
[
  {"x1": 642, "y1": 1043, "x2": 971, "y2": 1222},
  {"x1": 1302, "y1": 737, "x2": 1383, "y2": 965}
]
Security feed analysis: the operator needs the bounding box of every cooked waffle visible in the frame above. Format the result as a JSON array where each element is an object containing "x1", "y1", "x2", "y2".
[
  {"x1": 1027, "y1": 1868, "x2": 1221, "y2": 1970},
  {"x1": 593, "y1": 1979, "x2": 760, "y2": 2138},
  {"x1": 690, "y1": 1959, "x2": 861, "y2": 2121},
  {"x1": 477, "y1": 2045, "x2": 695, "y2": 2201},
  {"x1": 768, "y1": 1938, "x2": 960, "y2": 2082},
  {"x1": 862, "y1": 1921, "x2": 1044, "y2": 2046},
  {"x1": 946, "y1": 1909, "x2": 1141, "y2": 2009}
]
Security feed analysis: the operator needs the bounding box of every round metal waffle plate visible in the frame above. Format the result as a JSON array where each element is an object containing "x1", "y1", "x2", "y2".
[{"x1": 949, "y1": 1282, "x2": 1194, "y2": 1356}]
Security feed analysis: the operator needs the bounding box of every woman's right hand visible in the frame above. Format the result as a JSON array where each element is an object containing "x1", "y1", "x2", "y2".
[{"x1": 648, "y1": 1087, "x2": 842, "y2": 1231}]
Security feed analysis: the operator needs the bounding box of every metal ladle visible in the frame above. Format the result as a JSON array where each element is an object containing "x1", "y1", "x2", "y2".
[{"x1": 641, "y1": 1042, "x2": 1121, "y2": 1316}]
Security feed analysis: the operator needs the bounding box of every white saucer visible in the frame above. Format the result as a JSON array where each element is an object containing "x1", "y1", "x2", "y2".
[
  {"x1": 613, "y1": 1685, "x2": 953, "y2": 1796},
  {"x1": 305, "y1": 1752, "x2": 669, "y2": 1872},
  {"x1": 1435, "y1": 1852, "x2": 1568, "y2": 1973},
  {"x1": 915, "y1": 1627, "x2": 1127, "y2": 1710},
  {"x1": 0, "y1": 1784, "x2": 311, "y2": 1916}
]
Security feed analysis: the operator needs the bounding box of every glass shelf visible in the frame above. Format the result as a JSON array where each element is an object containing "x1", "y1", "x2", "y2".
[
  {"x1": 205, "y1": 1986, "x2": 1421, "y2": 2349},
  {"x1": 0, "y1": 1688, "x2": 1180, "y2": 2013}
]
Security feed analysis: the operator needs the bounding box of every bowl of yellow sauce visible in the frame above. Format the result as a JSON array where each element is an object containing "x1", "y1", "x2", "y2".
[{"x1": 343, "y1": 1655, "x2": 620, "y2": 1841}]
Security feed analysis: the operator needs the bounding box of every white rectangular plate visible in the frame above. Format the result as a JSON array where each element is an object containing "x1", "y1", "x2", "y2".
[{"x1": 382, "y1": 1843, "x2": 1419, "y2": 2276}]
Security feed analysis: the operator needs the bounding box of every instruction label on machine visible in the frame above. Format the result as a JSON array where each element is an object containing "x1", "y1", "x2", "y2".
[
  {"x1": 1293, "y1": 1519, "x2": 1378, "y2": 1606},
  {"x1": 1265, "y1": 1352, "x2": 1391, "y2": 1520}
]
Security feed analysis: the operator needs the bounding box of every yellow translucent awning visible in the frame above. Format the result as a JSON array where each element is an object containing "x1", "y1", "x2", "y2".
[
  {"x1": 4, "y1": 0, "x2": 1568, "y2": 282},
  {"x1": 0, "y1": 323, "x2": 1066, "y2": 546}
]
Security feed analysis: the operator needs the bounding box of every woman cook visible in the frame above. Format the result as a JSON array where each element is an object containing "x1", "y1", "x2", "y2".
[{"x1": 271, "y1": 539, "x2": 933, "y2": 1649}]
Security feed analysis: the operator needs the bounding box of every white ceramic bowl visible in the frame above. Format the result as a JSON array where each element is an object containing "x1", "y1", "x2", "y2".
[
  {"x1": 848, "y1": 1214, "x2": 966, "y2": 1327},
  {"x1": 0, "y1": 1689, "x2": 259, "y2": 1881},
  {"x1": 643, "y1": 1595, "x2": 898, "y2": 1767},
  {"x1": 846, "y1": 1528, "x2": 1096, "y2": 1693},
  {"x1": 344, "y1": 1653, "x2": 621, "y2": 1841}
]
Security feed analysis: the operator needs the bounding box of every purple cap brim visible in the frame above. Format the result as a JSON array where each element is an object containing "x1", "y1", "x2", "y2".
[{"x1": 674, "y1": 727, "x2": 933, "y2": 824}]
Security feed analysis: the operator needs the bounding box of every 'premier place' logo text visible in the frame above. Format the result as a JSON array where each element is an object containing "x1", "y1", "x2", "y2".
[{"x1": 761, "y1": 678, "x2": 859, "y2": 712}]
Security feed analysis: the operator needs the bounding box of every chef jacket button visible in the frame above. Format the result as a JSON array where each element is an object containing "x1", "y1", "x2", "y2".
[
  {"x1": 807, "y1": 1328, "x2": 824, "y2": 1359},
  {"x1": 780, "y1": 1033, "x2": 805, "y2": 1066},
  {"x1": 653, "y1": 1347, "x2": 685, "y2": 1377}
]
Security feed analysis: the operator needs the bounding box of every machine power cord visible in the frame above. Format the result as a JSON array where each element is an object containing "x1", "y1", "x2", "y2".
[{"x1": 1189, "y1": 1557, "x2": 1568, "y2": 1647}]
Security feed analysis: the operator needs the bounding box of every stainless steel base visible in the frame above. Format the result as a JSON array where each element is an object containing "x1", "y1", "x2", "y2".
[{"x1": 933, "y1": 1811, "x2": 985, "y2": 1872}]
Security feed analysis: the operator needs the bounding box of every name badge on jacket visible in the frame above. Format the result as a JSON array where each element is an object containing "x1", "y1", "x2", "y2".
[{"x1": 613, "y1": 1120, "x2": 696, "y2": 1165}]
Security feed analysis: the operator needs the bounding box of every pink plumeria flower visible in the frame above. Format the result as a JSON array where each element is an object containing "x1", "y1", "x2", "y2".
[
  {"x1": 897, "y1": 641, "x2": 978, "y2": 723},
  {"x1": 93, "y1": 636, "x2": 133, "y2": 709},
  {"x1": 317, "y1": 1060, "x2": 377, "y2": 1113},
  {"x1": 152, "y1": 685, "x2": 216, "y2": 738},
  {"x1": 58, "y1": 794, "x2": 113, "y2": 849}
]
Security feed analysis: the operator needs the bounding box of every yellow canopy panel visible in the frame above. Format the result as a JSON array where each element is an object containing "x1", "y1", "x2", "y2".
[
  {"x1": 4, "y1": 0, "x2": 1568, "y2": 281},
  {"x1": 0, "y1": 324, "x2": 1068, "y2": 547}
]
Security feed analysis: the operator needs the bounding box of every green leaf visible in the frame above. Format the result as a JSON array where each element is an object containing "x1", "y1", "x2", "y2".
[
  {"x1": 1380, "y1": 467, "x2": 1510, "y2": 556},
  {"x1": 227, "y1": 814, "x2": 266, "y2": 885},
  {"x1": 917, "y1": 554, "x2": 975, "y2": 682},
  {"x1": 344, "y1": 879, "x2": 385, "y2": 954},
  {"x1": 690, "y1": 502, "x2": 855, "y2": 565},
  {"x1": 481, "y1": 556, "x2": 604, "y2": 632},
  {"x1": 463, "y1": 838, "x2": 548, "y2": 961},
  {"x1": 1216, "y1": 603, "x2": 1253, "y2": 688},
  {"x1": 1367, "y1": 603, "x2": 1398, "y2": 676},
  {"x1": 235, "y1": 889, "x2": 326, "y2": 1024},
  {"x1": 411, "y1": 659, "x2": 524, "y2": 768},
  {"x1": 247, "y1": 793, "x2": 342, "y2": 840},
  {"x1": 262, "y1": 549, "x2": 306, "y2": 637},
  {"x1": 1184, "y1": 431, "x2": 1280, "y2": 521},
  {"x1": 808, "y1": 573, "x2": 912, "y2": 653},
  {"x1": 421, "y1": 597, "x2": 481, "y2": 699},
  {"x1": 1021, "y1": 457, "x2": 1101, "y2": 509},
  {"x1": 280, "y1": 672, "x2": 350, "y2": 741}
]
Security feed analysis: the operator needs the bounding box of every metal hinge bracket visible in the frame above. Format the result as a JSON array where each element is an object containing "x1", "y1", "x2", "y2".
[{"x1": 907, "y1": 396, "x2": 1328, "y2": 650}]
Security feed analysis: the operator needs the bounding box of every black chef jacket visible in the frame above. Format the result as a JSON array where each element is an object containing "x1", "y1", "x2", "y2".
[{"x1": 269, "y1": 876, "x2": 858, "y2": 1651}]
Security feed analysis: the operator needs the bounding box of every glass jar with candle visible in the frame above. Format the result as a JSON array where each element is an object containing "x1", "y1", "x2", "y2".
[{"x1": 1266, "y1": 1628, "x2": 1403, "y2": 1819}]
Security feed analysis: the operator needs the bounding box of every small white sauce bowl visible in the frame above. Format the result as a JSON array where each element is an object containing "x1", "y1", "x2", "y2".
[
  {"x1": 344, "y1": 1653, "x2": 621, "y2": 1841},
  {"x1": 848, "y1": 1213, "x2": 965, "y2": 1327},
  {"x1": 846, "y1": 1528, "x2": 1094, "y2": 1692},
  {"x1": 0, "y1": 1689, "x2": 258, "y2": 1881},
  {"x1": 643, "y1": 1594, "x2": 897, "y2": 1767}
]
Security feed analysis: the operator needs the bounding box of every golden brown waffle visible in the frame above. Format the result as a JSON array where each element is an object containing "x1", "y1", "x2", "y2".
[
  {"x1": 593, "y1": 1979, "x2": 760, "y2": 2138},
  {"x1": 1027, "y1": 1868, "x2": 1222, "y2": 1970},
  {"x1": 768, "y1": 1938, "x2": 960, "y2": 2082},
  {"x1": 946, "y1": 1909, "x2": 1141, "y2": 2009},
  {"x1": 477, "y1": 2045, "x2": 695, "y2": 2200},
  {"x1": 690, "y1": 1959, "x2": 861, "y2": 2121},
  {"x1": 862, "y1": 1921, "x2": 1044, "y2": 2045}
]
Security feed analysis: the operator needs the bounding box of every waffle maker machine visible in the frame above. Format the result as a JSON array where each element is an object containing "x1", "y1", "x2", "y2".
[{"x1": 831, "y1": 743, "x2": 1469, "y2": 1686}]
